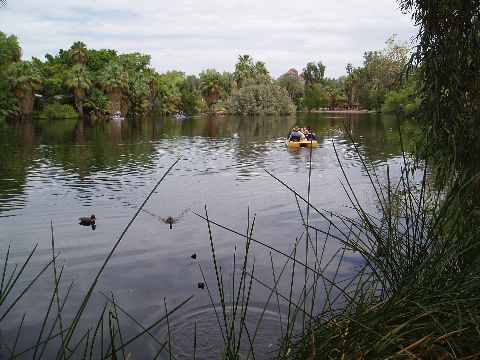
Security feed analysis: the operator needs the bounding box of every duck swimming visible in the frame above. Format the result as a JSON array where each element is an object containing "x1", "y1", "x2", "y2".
[
  {"x1": 141, "y1": 208, "x2": 191, "y2": 230},
  {"x1": 79, "y1": 214, "x2": 96, "y2": 226},
  {"x1": 163, "y1": 216, "x2": 176, "y2": 229}
]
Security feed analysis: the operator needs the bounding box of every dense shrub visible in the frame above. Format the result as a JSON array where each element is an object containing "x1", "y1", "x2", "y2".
[
  {"x1": 382, "y1": 81, "x2": 421, "y2": 116},
  {"x1": 303, "y1": 84, "x2": 329, "y2": 111},
  {"x1": 38, "y1": 103, "x2": 78, "y2": 119},
  {"x1": 0, "y1": 79, "x2": 17, "y2": 121},
  {"x1": 227, "y1": 83, "x2": 296, "y2": 115}
]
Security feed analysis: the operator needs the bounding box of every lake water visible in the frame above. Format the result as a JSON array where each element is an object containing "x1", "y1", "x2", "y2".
[{"x1": 0, "y1": 113, "x2": 416, "y2": 359}]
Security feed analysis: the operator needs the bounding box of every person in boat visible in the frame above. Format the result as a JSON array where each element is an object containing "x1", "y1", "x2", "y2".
[
  {"x1": 288, "y1": 127, "x2": 306, "y2": 142},
  {"x1": 305, "y1": 127, "x2": 317, "y2": 141}
]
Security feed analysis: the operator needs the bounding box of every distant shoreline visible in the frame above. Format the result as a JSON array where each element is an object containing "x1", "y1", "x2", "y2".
[
  {"x1": 305, "y1": 109, "x2": 375, "y2": 114},
  {"x1": 211, "y1": 109, "x2": 376, "y2": 116}
]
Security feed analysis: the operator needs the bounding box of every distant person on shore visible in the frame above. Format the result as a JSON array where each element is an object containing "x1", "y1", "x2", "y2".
[{"x1": 288, "y1": 127, "x2": 305, "y2": 142}]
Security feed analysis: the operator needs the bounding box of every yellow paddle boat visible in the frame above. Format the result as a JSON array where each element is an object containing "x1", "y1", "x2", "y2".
[{"x1": 286, "y1": 139, "x2": 319, "y2": 149}]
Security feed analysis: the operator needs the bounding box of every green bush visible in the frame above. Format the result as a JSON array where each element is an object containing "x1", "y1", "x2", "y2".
[
  {"x1": 382, "y1": 81, "x2": 421, "y2": 117},
  {"x1": 84, "y1": 87, "x2": 109, "y2": 116},
  {"x1": 227, "y1": 83, "x2": 296, "y2": 115},
  {"x1": 0, "y1": 79, "x2": 18, "y2": 121},
  {"x1": 38, "y1": 103, "x2": 78, "y2": 120},
  {"x1": 303, "y1": 84, "x2": 329, "y2": 111}
]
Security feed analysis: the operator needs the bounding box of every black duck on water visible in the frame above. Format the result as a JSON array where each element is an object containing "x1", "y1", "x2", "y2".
[{"x1": 79, "y1": 214, "x2": 96, "y2": 226}]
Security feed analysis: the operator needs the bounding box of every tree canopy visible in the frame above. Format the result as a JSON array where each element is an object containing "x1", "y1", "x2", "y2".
[
  {"x1": 302, "y1": 62, "x2": 325, "y2": 87},
  {"x1": 0, "y1": 32, "x2": 417, "y2": 120}
]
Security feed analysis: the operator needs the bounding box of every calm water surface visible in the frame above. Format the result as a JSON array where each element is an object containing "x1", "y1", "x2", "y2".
[{"x1": 0, "y1": 113, "x2": 416, "y2": 359}]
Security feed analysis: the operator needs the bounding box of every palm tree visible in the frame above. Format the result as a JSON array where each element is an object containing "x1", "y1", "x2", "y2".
[
  {"x1": 199, "y1": 69, "x2": 223, "y2": 113},
  {"x1": 8, "y1": 61, "x2": 42, "y2": 116},
  {"x1": 98, "y1": 62, "x2": 129, "y2": 115},
  {"x1": 65, "y1": 64, "x2": 92, "y2": 116},
  {"x1": 69, "y1": 41, "x2": 88, "y2": 65},
  {"x1": 234, "y1": 55, "x2": 254, "y2": 89},
  {"x1": 254, "y1": 61, "x2": 269, "y2": 77}
]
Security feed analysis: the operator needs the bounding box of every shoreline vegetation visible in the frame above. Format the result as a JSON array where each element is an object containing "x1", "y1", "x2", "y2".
[
  {"x1": 1, "y1": 0, "x2": 480, "y2": 358},
  {"x1": 0, "y1": 32, "x2": 418, "y2": 122},
  {"x1": 307, "y1": 109, "x2": 374, "y2": 114}
]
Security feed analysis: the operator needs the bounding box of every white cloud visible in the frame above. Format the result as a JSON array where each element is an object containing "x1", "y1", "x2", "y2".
[{"x1": 0, "y1": 0, "x2": 417, "y2": 77}]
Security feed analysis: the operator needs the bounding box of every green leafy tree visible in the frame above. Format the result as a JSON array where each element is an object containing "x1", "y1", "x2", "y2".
[
  {"x1": 118, "y1": 53, "x2": 152, "y2": 73},
  {"x1": 277, "y1": 72, "x2": 305, "y2": 108},
  {"x1": 117, "y1": 53, "x2": 155, "y2": 116},
  {"x1": 35, "y1": 55, "x2": 69, "y2": 102},
  {"x1": 7, "y1": 61, "x2": 42, "y2": 116},
  {"x1": 326, "y1": 87, "x2": 338, "y2": 109},
  {"x1": 322, "y1": 78, "x2": 346, "y2": 109},
  {"x1": 128, "y1": 69, "x2": 156, "y2": 117},
  {"x1": 302, "y1": 61, "x2": 325, "y2": 87},
  {"x1": 234, "y1": 55, "x2": 271, "y2": 89},
  {"x1": 64, "y1": 64, "x2": 92, "y2": 115},
  {"x1": 199, "y1": 69, "x2": 223, "y2": 112},
  {"x1": 254, "y1": 61, "x2": 269, "y2": 78},
  {"x1": 98, "y1": 61, "x2": 129, "y2": 115},
  {"x1": 228, "y1": 83, "x2": 296, "y2": 115},
  {"x1": 155, "y1": 71, "x2": 185, "y2": 114},
  {"x1": 348, "y1": 36, "x2": 409, "y2": 111},
  {"x1": 179, "y1": 75, "x2": 201, "y2": 114},
  {"x1": 398, "y1": 1, "x2": 480, "y2": 171},
  {"x1": 0, "y1": 32, "x2": 21, "y2": 70},
  {"x1": 84, "y1": 88, "x2": 109, "y2": 118},
  {"x1": 0, "y1": 79, "x2": 17, "y2": 121},
  {"x1": 303, "y1": 84, "x2": 329, "y2": 111},
  {"x1": 344, "y1": 67, "x2": 360, "y2": 108},
  {"x1": 219, "y1": 72, "x2": 235, "y2": 99},
  {"x1": 0, "y1": 31, "x2": 21, "y2": 121},
  {"x1": 45, "y1": 49, "x2": 71, "y2": 67},
  {"x1": 87, "y1": 49, "x2": 117, "y2": 74},
  {"x1": 382, "y1": 79, "x2": 421, "y2": 117},
  {"x1": 399, "y1": 0, "x2": 480, "y2": 273}
]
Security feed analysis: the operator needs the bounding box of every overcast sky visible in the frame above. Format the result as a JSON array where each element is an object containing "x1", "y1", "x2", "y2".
[{"x1": 0, "y1": 0, "x2": 417, "y2": 78}]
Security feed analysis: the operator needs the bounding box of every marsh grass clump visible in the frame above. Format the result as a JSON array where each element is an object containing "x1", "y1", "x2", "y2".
[
  {"x1": 198, "y1": 126, "x2": 480, "y2": 359},
  {"x1": 286, "y1": 131, "x2": 480, "y2": 359}
]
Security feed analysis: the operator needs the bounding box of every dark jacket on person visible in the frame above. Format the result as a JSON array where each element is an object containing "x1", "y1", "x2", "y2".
[{"x1": 289, "y1": 131, "x2": 305, "y2": 142}]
